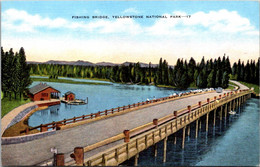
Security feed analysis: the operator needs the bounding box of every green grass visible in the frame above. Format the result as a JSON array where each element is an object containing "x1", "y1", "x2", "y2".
[
  {"x1": 238, "y1": 81, "x2": 259, "y2": 94},
  {"x1": 1, "y1": 97, "x2": 31, "y2": 117},
  {"x1": 31, "y1": 77, "x2": 111, "y2": 85}
]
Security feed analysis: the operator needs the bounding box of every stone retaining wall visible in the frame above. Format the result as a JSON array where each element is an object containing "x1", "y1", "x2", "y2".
[
  {"x1": 2, "y1": 130, "x2": 56, "y2": 145},
  {"x1": 6, "y1": 105, "x2": 38, "y2": 129}
]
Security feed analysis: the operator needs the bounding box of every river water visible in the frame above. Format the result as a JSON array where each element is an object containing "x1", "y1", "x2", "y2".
[
  {"x1": 28, "y1": 77, "x2": 187, "y2": 127},
  {"x1": 122, "y1": 98, "x2": 259, "y2": 166}
]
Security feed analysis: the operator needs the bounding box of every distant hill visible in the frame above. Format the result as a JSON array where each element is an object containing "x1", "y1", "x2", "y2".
[
  {"x1": 96, "y1": 62, "x2": 119, "y2": 66},
  {"x1": 27, "y1": 60, "x2": 174, "y2": 68},
  {"x1": 122, "y1": 61, "x2": 158, "y2": 68}
]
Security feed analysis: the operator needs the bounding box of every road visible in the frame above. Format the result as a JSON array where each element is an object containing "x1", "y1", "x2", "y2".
[
  {"x1": 2, "y1": 89, "x2": 234, "y2": 166},
  {"x1": 229, "y1": 80, "x2": 249, "y2": 90}
]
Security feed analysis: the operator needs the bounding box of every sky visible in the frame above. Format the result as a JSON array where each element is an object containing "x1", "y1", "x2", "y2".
[{"x1": 1, "y1": 1, "x2": 259, "y2": 65}]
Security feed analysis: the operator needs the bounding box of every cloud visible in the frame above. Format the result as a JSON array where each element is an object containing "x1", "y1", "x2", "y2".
[
  {"x1": 123, "y1": 8, "x2": 140, "y2": 14},
  {"x1": 2, "y1": 8, "x2": 142, "y2": 35},
  {"x1": 2, "y1": 8, "x2": 68, "y2": 32},
  {"x1": 146, "y1": 9, "x2": 258, "y2": 37},
  {"x1": 2, "y1": 8, "x2": 258, "y2": 38}
]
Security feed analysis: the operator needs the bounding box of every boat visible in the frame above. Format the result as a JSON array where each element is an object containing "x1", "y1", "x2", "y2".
[
  {"x1": 229, "y1": 111, "x2": 236, "y2": 115},
  {"x1": 61, "y1": 98, "x2": 87, "y2": 105}
]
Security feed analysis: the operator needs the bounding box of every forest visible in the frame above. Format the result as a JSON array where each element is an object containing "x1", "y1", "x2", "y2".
[
  {"x1": 1, "y1": 47, "x2": 31, "y2": 100},
  {"x1": 27, "y1": 53, "x2": 259, "y2": 89},
  {"x1": 1, "y1": 47, "x2": 259, "y2": 102}
]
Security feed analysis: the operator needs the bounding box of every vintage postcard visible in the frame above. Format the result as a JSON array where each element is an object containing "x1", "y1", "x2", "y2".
[{"x1": 1, "y1": 1, "x2": 259, "y2": 166}]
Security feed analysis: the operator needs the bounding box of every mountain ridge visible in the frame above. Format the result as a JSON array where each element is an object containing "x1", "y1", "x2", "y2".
[{"x1": 27, "y1": 60, "x2": 174, "y2": 68}]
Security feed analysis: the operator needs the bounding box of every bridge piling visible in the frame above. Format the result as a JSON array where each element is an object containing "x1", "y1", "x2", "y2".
[
  {"x1": 153, "y1": 143, "x2": 158, "y2": 157},
  {"x1": 182, "y1": 126, "x2": 186, "y2": 149},
  {"x1": 173, "y1": 133, "x2": 177, "y2": 145},
  {"x1": 163, "y1": 136, "x2": 168, "y2": 162},
  {"x1": 195, "y1": 119, "x2": 199, "y2": 138},
  {"x1": 213, "y1": 109, "x2": 216, "y2": 127},
  {"x1": 206, "y1": 113, "x2": 209, "y2": 132},
  {"x1": 134, "y1": 154, "x2": 139, "y2": 166},
  {"x1": 187, "y1": 125, "x2": 190, "y2": 137},
  {"x1": 224, "y1": 103, "x2": 227, "y2": 120},
  {"x1": 219, "y1": 106, "x2": 223, "y2": 121}
]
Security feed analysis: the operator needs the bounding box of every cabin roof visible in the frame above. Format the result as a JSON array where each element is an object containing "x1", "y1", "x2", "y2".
[
  {"x1": 29, "y1": 83, "x2": 60, "y2": 95},
  {"x1": 65, "y1": 91, "x2": 75, "y2": 96}
]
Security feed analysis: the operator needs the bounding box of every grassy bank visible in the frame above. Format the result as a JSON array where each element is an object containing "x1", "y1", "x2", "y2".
[
  {"x1": 31, "y1": 77, "x2": 111, "y2": 85},
  {"x1": 1, "y1": 97, "x2": 31, "y2": 117},
  {"x1": 238, "y1": 81, "x2": 259, "y2": 94}
]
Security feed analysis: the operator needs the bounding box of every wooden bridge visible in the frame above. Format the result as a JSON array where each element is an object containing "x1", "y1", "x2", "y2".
[{"x1": 1, "y1": 83, "x2": 254, "y2": 166}]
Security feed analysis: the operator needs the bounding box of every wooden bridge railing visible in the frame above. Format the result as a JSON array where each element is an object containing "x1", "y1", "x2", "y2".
[{"x1": 21, "y1": 89, "x2": 215, "y2": 134}]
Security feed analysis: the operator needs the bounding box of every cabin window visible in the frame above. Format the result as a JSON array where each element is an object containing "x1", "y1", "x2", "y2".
[{"x1": 42, "y1": 93, "x2": 48, "y2": 97}]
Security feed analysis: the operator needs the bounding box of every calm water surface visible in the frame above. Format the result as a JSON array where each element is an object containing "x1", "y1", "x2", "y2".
[
  {"x1": 122, "y1": 98, "x2": 259, "y2": 166},
  {"x1": 28, "y1": 77, "x2": 187, "y2": 127}
]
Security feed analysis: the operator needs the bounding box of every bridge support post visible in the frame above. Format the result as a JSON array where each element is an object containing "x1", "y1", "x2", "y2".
[
  {"x1": 187, "y1": 125, "x2": 190, "y2": 137},
  {"x1": 224, "y1": 103, "x2": 227, "y2": 120},
  {"x1": 55, "y1": 153, "x2": 64, "y2": 166},
  {"x1": 163, "y1": 137, "x2": 168, "y2": 162},
  {"x1": 134, "y1": 153, "x2": 139, "y2": 166},
  {"x1": 220, "y1": 106, "x2": 223, "y2": 121},
  {"x1": 199, "y1": 119, "x2": 202, "y2": 130},
  {"x1": 70, "y1": 147, "x2": 84, "y2": 166},
  {"x1": 213, "y1": 109, "x2": 216, "y2": 127},
  {"x1": 231, "y1": 101, "x2": 232, "y2": 112},
  {"x1": 173, "y1": 133, "x2": 177, "y2": 145},
  {"x1": 153, "y1": 144, "x2": 158, "y2": 157},
  {"x1": 195, "y1": 119, "x2": 199, "y2": 138},
  {"x1": 206, "y1": 113, "x2": 209, "y2": 132},
  {"x1": 182, "y1": 126, "x2": 186, "y2": 149}
]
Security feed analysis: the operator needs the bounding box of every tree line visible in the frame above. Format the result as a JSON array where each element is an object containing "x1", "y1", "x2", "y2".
[
  {"x1": 231, "y1": 58, "x2": 259, "y2": 85},
  {"x1": 2, "y1": 46, "x2": 257, "y2": 98},
  {"x1": 1, "y1": 47, "x2": 32, "y2": 100},
  {"x1": 29, "y1": 54, "x2": 236, "y2": 89}
]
